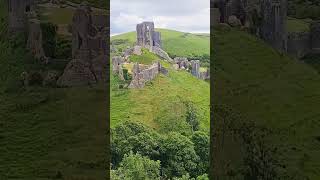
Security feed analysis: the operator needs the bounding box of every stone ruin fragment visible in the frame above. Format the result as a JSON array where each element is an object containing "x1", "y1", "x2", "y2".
[
  {"x1": 57, "y1": 2, "x2": 108, "y2": 87},
  {"x1": 129, "y1": 61, "x2": 163, "y2": 89},
  {"x1": 136, "y1": 22, "x2": 162, "y2": 48},
  {"x1": 136, "y1": 22, "x2": 172, "y2": 61},
  {"x1": 191, "y1": 60, "x2": 200, "y2": 78},
  {"x1": 112, "y1": 56, "x2": 125, "y2": 80}
]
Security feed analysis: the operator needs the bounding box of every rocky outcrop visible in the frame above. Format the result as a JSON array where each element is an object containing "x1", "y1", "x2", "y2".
[
  {"x1": 58, "y1": 2, "x2": 107, "y2": 87},
  {"x1": 57, "y1": 59, "x2": 96, "y2": 87},
  {"x1": 200, "y1": 69, "x2": 210, "y2": 80},
  {"x1": 43, "y1": 70, "x2": 60, "y2": 86},
  {"x1": 227, "y1": 15, "x2": 241, "y2": 27},
  {"x1": 151, "y1": 46, "x2": 172, "y2": 61},
  {"x1": 123, "y1": 47, "x2": 134, "y2": 59},
  {"x1": 133, "y1": 46, "x2": 142, "y2": 55}
]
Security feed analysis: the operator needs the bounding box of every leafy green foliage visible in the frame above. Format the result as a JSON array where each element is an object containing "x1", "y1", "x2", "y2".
[
  {"x1": 111, "y1": 121, "x2": 207, "y2": 179},
  {"x1": 111, "y1": 152, "x2": 161, "y2": 180},
  {"x1": 160, "y1": 132, "x2": 199, "y2": 178},
  {"x1": 191, "y1": 132, "x2": 209, "y2": 176},
  {"x1": 185, "y1": 101, "x2": 200, "y2": 132},
  {"x1": 55, "y1": 36, "x2": 71, "y2": 59}
]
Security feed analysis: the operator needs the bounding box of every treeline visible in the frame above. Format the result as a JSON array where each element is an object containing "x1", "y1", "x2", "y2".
[
  {"x1": 288, "y1": 0, "x2": 320, "y2": 19},
  {"x1": 111, "y1": 121, "x2": 209, "y2": 180}
]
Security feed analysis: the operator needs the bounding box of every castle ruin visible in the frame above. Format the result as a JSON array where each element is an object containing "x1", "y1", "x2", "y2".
[
  {"x1": 213, "y1": 0, "x2": 320, "y2": 58},
  {"x1": 57, "y1": 2, "x2": 108, "y2": 86},
  {"x1": 136, "y1": 22, "x2": 162, "y2": 48},
  {"x1": 8, "y1": 0, "x2": 35, "y2": 33}
]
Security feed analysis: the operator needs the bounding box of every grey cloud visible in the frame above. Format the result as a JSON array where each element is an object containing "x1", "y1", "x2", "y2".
[{"x1": 111, "y1": 0, "x2": 210, "y2": 35}]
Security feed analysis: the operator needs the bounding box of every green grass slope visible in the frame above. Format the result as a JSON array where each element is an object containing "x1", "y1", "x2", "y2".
[
  {"x1": 213, "y1": 28, "x2": 320, "y2": 179},
  {"x1": 111, "y1": 29, "x2": 210, "y2": 57},
  {"x1": 0, "y1": 2, "x2": 107, "y2": 179},
  {"x1": 111, "y1": 61, "x2": 210, "y2": 133}
]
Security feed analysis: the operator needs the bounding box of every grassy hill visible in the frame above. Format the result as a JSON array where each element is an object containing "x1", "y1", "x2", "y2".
[
  {"x1": 110, "y1": 30, "x2": 210, "y2": 178},
  {"x1": 213, "y1": 27, "x2": 320, "y2": 179},
  {"x1": 111, "y1": 29, "x2": 210, "y2": 58},
  {"x1": 111, "y1": 61, "x2": 210, "y2": 133},
  {"x1": 111, "y1": 29, "x2": 210, "y2": 133},
  {"x1": 0, "y1": 1, "x2": 107, "y2": 179}
]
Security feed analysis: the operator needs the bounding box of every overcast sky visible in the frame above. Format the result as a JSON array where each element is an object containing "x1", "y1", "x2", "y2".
[{"x1": 110, "y1": 0, "x2": 210, "y2": 36}]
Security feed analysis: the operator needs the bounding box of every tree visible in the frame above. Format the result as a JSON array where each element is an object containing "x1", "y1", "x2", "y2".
[
  {"x1": 191, "y1": 131, "x2": 209, "y2": 176},
  {"x1": 111, "y1": 121, "x2": 149, "y2": 167},
  {"x1": 160, "y1": 132, "x2": 199, "y2": 178},
  {"x1": 112, "y1": 152, "x2": 161, "y2": 180},
  {"x1": 185, "y1": 102, "x2": 199, "y2": 132}
]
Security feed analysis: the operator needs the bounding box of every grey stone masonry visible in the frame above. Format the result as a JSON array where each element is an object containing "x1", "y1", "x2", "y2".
[
  {"x1": 8, "y1": 0, "x2": 35, "y2": 33},
  {"x1": 136, "y1": 22, "x2": 162, "y2": 48}
]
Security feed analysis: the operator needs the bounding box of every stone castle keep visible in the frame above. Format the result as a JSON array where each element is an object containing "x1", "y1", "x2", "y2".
[
  {"x1": 7, "y1": 0, "x2": 108, "y2": 87},
  {"x1": 136, "y1": 22, "x2": 162, "y2": 48},
  {"x1": 212, "y1": 0, "x2": 320, "y2": 58},
  {"x1": 8, "y1": 0, "x2": 35, "y2": 33}
]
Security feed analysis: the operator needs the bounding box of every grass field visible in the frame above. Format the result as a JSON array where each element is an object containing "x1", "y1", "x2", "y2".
[
  {"x1": 129, "y1": 48, "x2": 161, "y2": 65},
  {"x1": 213, "y1": 27, "x2": 320, "y2": 179},
  {"x1": 111, "y1": 29, "x2": 210, "y2": 58},
  {"x1": 38, "y1": 6, "x2": 75, "y2": 25},
  {"x1": 287, "y1": 17, "x2": 311, "y2": 33}
]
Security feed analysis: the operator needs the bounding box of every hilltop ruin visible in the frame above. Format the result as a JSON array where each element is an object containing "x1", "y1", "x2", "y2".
[
  {"x1": 112, "y1": 21, "x2": 209, "y2": 89},
  {"x1": 212, "y1": 0, "x2": 320, "y2": 58},
  {"x1": 7, "y1": 0, "x2": 108, "y2": 87},
  {"x1": 57, "y1": 2, "x2": 108, "y2": 87}
]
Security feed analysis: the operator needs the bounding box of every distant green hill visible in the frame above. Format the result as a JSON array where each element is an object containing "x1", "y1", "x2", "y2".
[
  {"x1": 213, "y1": 27, "x2": 320, "y2": 179},
  {"x1": 111, "y1": 29, "x2": 210, "y2": 58}
]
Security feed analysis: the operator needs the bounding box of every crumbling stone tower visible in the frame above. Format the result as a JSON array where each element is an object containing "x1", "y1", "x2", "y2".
[
  {"x1": 136, "y1": 22, "x2": 162, "y2": 48},
  {"x1": 7, "y1": 0, "x2": 35, "y2": 33},
  {"x1": 260, "y1": 0, "x2": 287, "y2": 52},
  {"x1": 71, "y1": 2, "x2": 107, "y2": 61},
  {"x1": 57, "y1": 2, "x2": 108, "y2": 87}
]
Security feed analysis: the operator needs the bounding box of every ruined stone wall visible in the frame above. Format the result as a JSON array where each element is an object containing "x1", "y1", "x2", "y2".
[
  {"x1": 8, "y1": 0, "x2": 35, "y2": 33},
  {"x1": 260, "y1": 0, "x2": 287, "y2": 52},
  {"x1": 57, "y1": 3, "x2": 108, "y2": 87},
  {"x1": 287, "y1": 32, "x2": 311, "y2": 58},
  {"x1": 129, "y1": 61, "x2": 161, "y2": 88}
]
